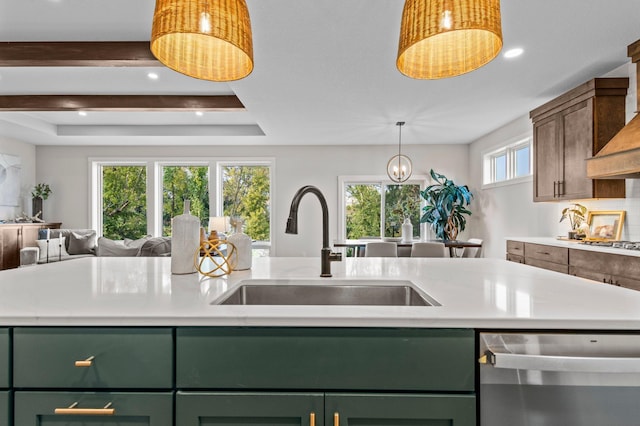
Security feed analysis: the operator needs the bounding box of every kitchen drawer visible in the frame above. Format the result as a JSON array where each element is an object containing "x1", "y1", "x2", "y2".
[
  {"x1": 13, "y1": 327, "x2": 172, "y2": 389},
  {"x1": 177, "y1": 327, "x2": 474, "y2": 392},
  {"x1": 570, "y1": 249, "x2": 640, "y2": 280},
  {"x1": 506, "y1": 253, "x2": 524, "y2": 264},
  {"x1": 569, "y1": 266, "x2": 610, "y2": 284},
  {"x1": 524, "y1": 243, "x2": 568, "y2": 264},
  {"x1": 0, "y1": 391, "x2": 8, "y2": 426},
  {"x1": 525, "y1": 257, "x2": 569, "y2": 274},
  {"x1": 506, "y1": 240, "x2": 524, "y2": 256},
  {"x1": 14, "y1": 391, "x2": 172, "y2": 425},
  {"x1": 0, "y1": 329, "x2": 8, "y2": 388}
]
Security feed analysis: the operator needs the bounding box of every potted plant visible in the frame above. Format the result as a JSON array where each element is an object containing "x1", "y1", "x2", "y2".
[
  {"x1": 31, "y1": 183, "x2": 52, "y2": 221},
  {"x1": 560, "y1": 203, "x2": 587, "y2": 239},
  {"x1": 420, "y1": 169, "x2": 473, "y2": 241}
]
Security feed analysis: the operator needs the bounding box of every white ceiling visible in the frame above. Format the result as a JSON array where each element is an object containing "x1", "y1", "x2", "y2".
[{"x1": 0, "y1": 0, "x2": 639, "y2": 146}]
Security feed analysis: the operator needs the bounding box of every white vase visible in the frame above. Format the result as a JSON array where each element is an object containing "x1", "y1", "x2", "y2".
[
  {"x1": 401, "y1": 218, "x2": 413, "y2": 243},
  {"x1": 171, "y1": 200, "x2": 200, "y2": 274},
  {"x1": 227, "y1": 218, "x2": 252, "y2": 270}
]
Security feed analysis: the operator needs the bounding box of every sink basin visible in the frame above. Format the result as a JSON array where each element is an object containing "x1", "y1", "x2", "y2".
[{"x1": 211, "y1": 279, "x2": 439, "y2": 306}]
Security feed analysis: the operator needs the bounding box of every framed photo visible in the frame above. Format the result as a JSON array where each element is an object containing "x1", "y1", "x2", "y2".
[{"x1": 586, "y1": 210, "x2": 625, "y2": 241}]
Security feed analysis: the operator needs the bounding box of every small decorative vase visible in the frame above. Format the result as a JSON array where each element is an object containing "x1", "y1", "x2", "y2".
[
  {"x1": 227, "y1": 218, "x2": 252, "y2": 271},
  {"x1": 171, "y1": 200, "x2": 200, "y2": 274},
  {"x1": 32, "y1": 197, "x2": 43, "y2": 220},
  {"x1": 401, "y1": 217, "x2": 413, "y2": 243}
]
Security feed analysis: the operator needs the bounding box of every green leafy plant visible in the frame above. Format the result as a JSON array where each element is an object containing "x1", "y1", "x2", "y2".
[
  {"x1": 420, "y1": 169, "x2": 473, "y2": 241},
  {"x1": 560, "y1": 203, "x2": 587, "y2": 231},
  {"x1": 31, "y1": 183, "x2": 52, "y2": 200}
]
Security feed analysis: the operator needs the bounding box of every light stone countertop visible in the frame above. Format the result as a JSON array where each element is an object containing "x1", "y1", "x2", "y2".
[{"x1": 1, "y1": 256, "x2": 640, "y2": 329}]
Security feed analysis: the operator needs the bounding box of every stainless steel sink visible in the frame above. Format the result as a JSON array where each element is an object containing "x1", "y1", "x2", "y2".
[{"x1": 211, "y1": 279, "x2": 440, "y2": 306}]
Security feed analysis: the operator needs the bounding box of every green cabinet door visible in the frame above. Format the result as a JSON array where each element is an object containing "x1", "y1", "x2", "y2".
[
  {"x1": 0, "y1": 329, "x2": 8, "y2": 388},
  {"x1": 0, "y1": 391, "x2": 8, "y2": 426},
  {"x1": 14, "y1": 391, "x2": 173, "y2": 426},
  {"x1": 177, "y1": 392, "x2": 324, "y2": 426},
  {"x1": 326, "y1": 393, "x2": 476, "y2": 426}
]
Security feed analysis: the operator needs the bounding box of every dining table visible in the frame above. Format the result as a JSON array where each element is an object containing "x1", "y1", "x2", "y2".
[{"x1": 333, "y1": 239, "x2": 483, "y2": 258}]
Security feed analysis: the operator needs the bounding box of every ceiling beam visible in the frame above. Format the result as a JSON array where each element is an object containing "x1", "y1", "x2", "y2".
[
  {"x1": 0, "y1": 95, "x2": 245, "y2": 111},
  {"x1": 0, "y1": 42, "x2": 158, "y2": 67}
]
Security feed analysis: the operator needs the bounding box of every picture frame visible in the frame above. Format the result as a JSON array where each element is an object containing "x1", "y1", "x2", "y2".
[{"x1": 586, "y1": 210, "x2": 625, "y2": 241}]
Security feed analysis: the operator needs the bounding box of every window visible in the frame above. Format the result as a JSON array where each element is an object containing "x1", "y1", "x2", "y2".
[
  {"x1": 161, "y1": 165, "x2": 209, "y2": 236},
  {"x1": 483, "y1": 137, "x2": 532, "y2": 186},
  {"x1": 219, "y1": 163, "x2": 271, "y2": 244},
  {"x1": 91, "y1": 158, "x2": 273, "y2": 255},
  {"x1": 340, "y1": 176, "x2": 426, "y2": 241},
  {"x1": 98, "y1": 163, "x2": 148, "y2": 240}
]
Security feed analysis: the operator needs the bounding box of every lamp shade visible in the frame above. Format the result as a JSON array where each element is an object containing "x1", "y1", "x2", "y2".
[
  {"x1": 150, "y1": 0, "x2": 254, "y2": 82},
  {"x1": 397, "y1": 0, "x2": 502, "y2": 79},
  {"x1": 208, "y1": 216, "x2": 229, "y2": 233}
]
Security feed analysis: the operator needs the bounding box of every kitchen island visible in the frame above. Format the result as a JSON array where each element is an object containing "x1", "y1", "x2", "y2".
[
  {"x1": 2, "y1": 256, "x2": 640, "y2": 426},
  {"x1": 1, "y1": 256, "x2": 640, "y2": 328}
]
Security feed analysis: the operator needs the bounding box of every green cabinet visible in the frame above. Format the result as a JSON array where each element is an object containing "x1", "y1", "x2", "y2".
[
  {"x1": 176, "y1": 392, "x2": 476, "y2": 426},
  {"x1": 177, "y1": 328, "x2": 476, "y2": 426},
  {"x1": 13, "y1": 327, "x2": 172, "y2": 389},
  {"x1": 326, "y1": 393, "x2": 475, "y2": 425},
  {"x1": 14, "y1": 391, "x2": 172, "y2": 425},
  {"x1": 177, "y1": 327, "x2": 474, "y2": 391},
  {"x1": 0, "y1": 392, "x2": 8, "y2": 426},
  {"x1": 0, "y1": 329, "x2": 8, "y2": 388},
  {"x1": 177, "y1": 392, "x2": 324, "y2": 426}
]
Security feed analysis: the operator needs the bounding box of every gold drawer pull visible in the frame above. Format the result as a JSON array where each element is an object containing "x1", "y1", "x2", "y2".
[
  {"x1": 74, "y1": 356, "x2": 95, "y2": 367},
  {"x1": 334, "y1": 412, "x2": 339, "y2": 426},
  {"x1": 54, "y1": 401, "x2": 115, "y2": 416},
  {"x1": 310, "y1": 412, "x2": 315, "y2": 426}
]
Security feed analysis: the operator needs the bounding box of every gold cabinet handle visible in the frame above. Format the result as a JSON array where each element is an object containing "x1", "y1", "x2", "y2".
[
  {"x1": 74, "y1": 355, "x2": 95, "y2": 367},
  {"x1": 310, "y1": 412, "x2": 315, "y2": 426},
  {"x1": 334, "y1": 412, "x2": 339, "y2": 426},
  {"x1": 54, "y1": 401, "x2": 115, "y2": 416}
]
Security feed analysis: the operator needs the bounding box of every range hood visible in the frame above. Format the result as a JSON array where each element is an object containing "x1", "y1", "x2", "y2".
[{"x1": 587, "y1": 39, "x2": 640, "y2": 178}]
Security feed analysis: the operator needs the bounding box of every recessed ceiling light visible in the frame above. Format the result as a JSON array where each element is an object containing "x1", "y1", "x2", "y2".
[
  {"x1": 503, "y1": 48, "x2": 524, "y2": 59},
  {"x1": 78, "y1": 111, "x2": 87, "y2": 116},
  {"x1": 147, "y1": 72, "x2": 159, "y2": 80},
  {"x1": 195, "y1": 111, "x2": 204, "y2": 117}
]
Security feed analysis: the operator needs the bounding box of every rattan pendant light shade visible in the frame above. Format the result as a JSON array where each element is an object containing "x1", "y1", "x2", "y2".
[
  {"x1": 397, "y1": 0, "x2": 502, "y2": 79},
  {"x1": 151, "y1": 0, "x2": 254, "y2": 82}
]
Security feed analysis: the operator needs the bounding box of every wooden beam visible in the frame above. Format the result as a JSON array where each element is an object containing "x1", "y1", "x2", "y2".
[
  {"x1": 0, "y1": 95, "x2": 245, "y2": 111},
  {"x1": 0, "y1": 42, "x2": 159, "y2": 67}
]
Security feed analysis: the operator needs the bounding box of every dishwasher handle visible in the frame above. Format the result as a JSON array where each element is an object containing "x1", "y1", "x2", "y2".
[{"x1": 479, "y1": 350, "x2": 640, "y2": 373}]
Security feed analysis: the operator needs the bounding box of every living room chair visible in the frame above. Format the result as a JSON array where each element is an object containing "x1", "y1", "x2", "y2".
[
  {"x1": 364, "y1": 242, "x2": 398, "y2": 257},
  {"x1": 410, "y1": 242, "x2": 446, "y2": 257},
  {"x1": 461, "y1": 238, "x2": 483, "y2": 258}
]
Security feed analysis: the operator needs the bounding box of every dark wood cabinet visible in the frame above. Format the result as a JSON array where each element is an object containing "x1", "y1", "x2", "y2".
[
  {"x1": 0, "y1": 222, "x2": 61, "y2": 270},
  {"x1": 530, "y1": 78, "x2": 628, "y2": 202},
  {"x1": 506, "y1": 240, "x2": 640, "y2": 292}
]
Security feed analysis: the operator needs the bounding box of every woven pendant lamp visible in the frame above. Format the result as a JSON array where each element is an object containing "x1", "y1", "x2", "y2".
[
  {"x1": 151, "y1": 0, "x2": 254, "y2": 82},
  {"x1": 397, "y1": 0, "x2": 502, "y2": 79}
]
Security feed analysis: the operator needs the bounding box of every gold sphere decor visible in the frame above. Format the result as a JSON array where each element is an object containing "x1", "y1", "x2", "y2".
[{"x1": 195, "y1": 239, "x2": 237, "y2": 277}]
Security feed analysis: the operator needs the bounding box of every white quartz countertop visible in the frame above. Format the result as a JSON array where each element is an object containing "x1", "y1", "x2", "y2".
[
  {"x1": 2, "y1": 256, "x2": 640, "y2": 329},
  {"x1": 507, "y1": 236, "x2": 640, "y2": 257}
]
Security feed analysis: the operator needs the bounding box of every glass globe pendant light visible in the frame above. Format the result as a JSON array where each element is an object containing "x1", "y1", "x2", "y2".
[{"x1": 387, "y1": 121, "x2": 412, "y2": 183}]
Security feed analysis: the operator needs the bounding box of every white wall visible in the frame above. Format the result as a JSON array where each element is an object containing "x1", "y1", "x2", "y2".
[
  {"x1": 0, "y1": 135, "x2": 36, "y2": 221},
  {"x1": 469, "y1": 61, "x2": 640, "y2": 259},
  {"x1": 35, "y1": 143, "x2": 470, "y2": 257}
]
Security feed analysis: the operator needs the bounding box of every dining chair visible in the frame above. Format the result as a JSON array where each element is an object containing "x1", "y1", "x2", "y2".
[
  {"x1": 410, "y1": 242, "x2": 446, "y2": 258},
  {"x1": 461, "y1": 238, "x2": 483, "y2": 258},
  {"x1": 364, "y1": 242, "x2": 398, "y2": 257}
]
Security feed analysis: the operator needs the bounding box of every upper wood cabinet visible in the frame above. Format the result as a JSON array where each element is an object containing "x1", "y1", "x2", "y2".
[{"x1": 530, "y1": 78, "x2": 628, "y2": 202}]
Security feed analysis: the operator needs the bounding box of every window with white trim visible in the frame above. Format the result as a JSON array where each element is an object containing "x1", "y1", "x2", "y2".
[
  {"x1": 338, "y1": 176, "x2": 427, "y2": 242},
  {"x1": 483, "y1": 137, "x2": 532, "y2": 185},
  {"x1": 91, "y1": 158, "x2": 273, "y2": 255}
]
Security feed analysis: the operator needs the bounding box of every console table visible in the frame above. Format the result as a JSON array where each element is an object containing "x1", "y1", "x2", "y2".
[{"x1": 0, "y1": 222, "x2": 61, "y2": 270}]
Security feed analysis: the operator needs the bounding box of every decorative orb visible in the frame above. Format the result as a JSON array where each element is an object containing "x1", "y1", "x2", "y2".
[{"x1": 195, "y1": 239, "x2": 237, "y2": 277}]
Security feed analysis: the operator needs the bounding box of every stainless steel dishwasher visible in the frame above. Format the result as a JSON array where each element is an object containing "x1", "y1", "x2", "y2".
[{"x1": 479, "y1": 332, "x2": 640, "y2": 426}]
